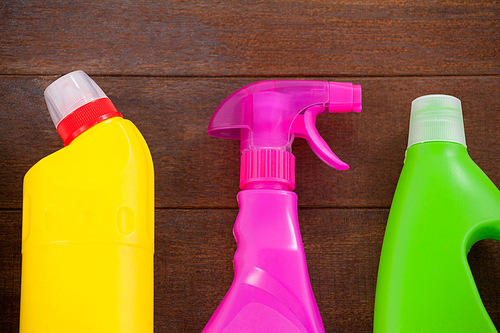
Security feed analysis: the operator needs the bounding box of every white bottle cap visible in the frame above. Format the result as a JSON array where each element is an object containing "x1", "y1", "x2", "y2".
[
  {"x1": 44, "y1": 70, "x2": 108, "y2": 127},
  {"x1": 408, "y1": 94, "x2": 466, "y2": 148}
]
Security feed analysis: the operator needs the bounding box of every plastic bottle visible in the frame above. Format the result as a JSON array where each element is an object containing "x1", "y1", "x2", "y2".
[
  {"x1": 203, "y1": 80, "x2": 362, "y2": 333},
  {"x1": 374, "y1": 95, "x2": 500, "y2": 332},
  {"x1": 20, "y1": 71, "x2": 154, "y2": 332}
]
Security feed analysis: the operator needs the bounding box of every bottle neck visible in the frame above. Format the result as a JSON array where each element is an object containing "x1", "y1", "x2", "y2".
[
  {"x1": 70, "y1": 117, "x2": 123, "y2": 145},
  {"x1": 240, "y1": 149, "x2": 295, "y2": 190},
  {"x1": 406, "y1": 140, "x2": 468, "y2": 164},
  {"x1": 56, "y1": 98, "x2": 122, "y2": 146}
]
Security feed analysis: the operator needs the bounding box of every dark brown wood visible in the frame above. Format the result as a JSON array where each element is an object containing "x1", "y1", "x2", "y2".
[
  {"x1": 2, "y1": 1, "x2": 500, "y2": 332},
  {"x1": 1, "y1": 76, "x2": 500, "y2": 210},
  {"x1": 0, "y1": 212, "x2": 21, "y2": 333},
  {"x1": 1, "y1": 1, "x2": 499, "y2": 76},
  {"x1": 469, "y1": 239, "x2": 500, "y2": 330}
]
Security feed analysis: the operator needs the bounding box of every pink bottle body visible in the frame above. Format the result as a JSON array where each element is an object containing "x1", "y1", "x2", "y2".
[{"x1": 203, "y1": 189, "x2": 324, "y2": 333}]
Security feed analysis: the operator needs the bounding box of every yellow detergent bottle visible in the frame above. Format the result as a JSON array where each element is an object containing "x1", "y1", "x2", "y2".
[{"x1": 20, "y1": 71, "x2": 154, "y2": 332}]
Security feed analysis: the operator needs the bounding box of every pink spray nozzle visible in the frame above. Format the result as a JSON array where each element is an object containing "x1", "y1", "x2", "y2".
[
  {"x1": 208, "y1": 80, "x2": 361, "y2": 188},
  {"x1": 329, "y1": 82, "x2": 362, "y2": 113}
]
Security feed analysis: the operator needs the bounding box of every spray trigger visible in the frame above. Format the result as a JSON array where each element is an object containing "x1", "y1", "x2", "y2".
[{"x1": 290, "y1": 105, "x2": 349, "y2": 170}]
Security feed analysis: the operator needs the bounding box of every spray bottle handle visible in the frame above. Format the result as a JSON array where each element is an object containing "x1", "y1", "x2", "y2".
[{"x1": 290, "y1": 105, "x2": 350, "y2": 170}]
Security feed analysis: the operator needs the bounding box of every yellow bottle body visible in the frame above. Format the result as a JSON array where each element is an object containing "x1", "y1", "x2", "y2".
[{"x1": 20, "y1": 117, "x2": 154, "y2": 332}]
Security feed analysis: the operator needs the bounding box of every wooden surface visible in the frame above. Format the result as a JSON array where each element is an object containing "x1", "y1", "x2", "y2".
[{"x1": 1, "y1": 1, "x2": 500, "y2": 332}]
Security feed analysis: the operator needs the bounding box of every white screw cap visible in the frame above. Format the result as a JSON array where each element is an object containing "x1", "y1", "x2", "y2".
[
  {"x1": 408, "y1": 94, "x2": 466, "y2": 148},
  {"x1": 44, "y1": 70, "x2": 107, "y2": 127}
]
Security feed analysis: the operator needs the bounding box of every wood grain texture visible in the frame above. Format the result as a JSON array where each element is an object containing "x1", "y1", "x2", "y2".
[
  {"x1": 1, "y1": 76, "x2": 500, "y2": 210},
  {"x1": 1, "y1": 209, "x2": 499, "y2": 332},
  {"x1": 469, "y1": 239, "x2": 500, "y2": 331},
  {"x1": 1, "y1": 1, "x2": 499, "y2": 76},
  {"x1": 2, "y1": 1, "x2": 500, "y2": 332},
  {"x1": 0, "y1": 212, "x2": 21, "y2": 333}
]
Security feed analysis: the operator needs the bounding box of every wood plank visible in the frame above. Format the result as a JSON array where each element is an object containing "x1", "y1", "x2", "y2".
[
  {"x1": 1, "y1": 76, "x2": 500, "y2": 209},
  {"x1": 0, "y1": 211, "x2": 21, "y2": 333},
  {"x1": 1, "y1": 1, "x2": 499, "y2": 76},
  {"x1": 1, "y1": 2, "x2": 499, "y2": 333},
  {"x1": 1, "y1": 209, "x2": 499, "y2": 332}
]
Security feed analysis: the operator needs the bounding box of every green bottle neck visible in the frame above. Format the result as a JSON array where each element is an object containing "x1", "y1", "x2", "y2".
[{"x1": 405, "y1": 141, "x2": 469, "y2": 165}]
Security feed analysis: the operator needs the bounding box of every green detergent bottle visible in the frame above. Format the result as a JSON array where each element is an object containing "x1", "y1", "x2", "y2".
[{"x1": 374, "y1": 95, "x2": 500, "y2": 333}]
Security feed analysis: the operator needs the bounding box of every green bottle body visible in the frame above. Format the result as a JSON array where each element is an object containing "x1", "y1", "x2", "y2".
[{"x1": 374, "y1": 141, "x2": 500, "y2": 332}]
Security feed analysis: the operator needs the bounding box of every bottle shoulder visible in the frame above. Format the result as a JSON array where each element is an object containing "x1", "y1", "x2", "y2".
[
  {"x1": 391, "y1": 142, "x2": 500, "y2": 230},
  {"x1": 401, "y1": 143, "x2": 494, "y2": 190},
  {"x1": 25, "y1": 117, "x2": 152, "y2": 189}
]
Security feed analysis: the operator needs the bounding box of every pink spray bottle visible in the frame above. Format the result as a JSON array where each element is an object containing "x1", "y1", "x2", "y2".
[{"x1": 203, "y1": 80, "x2": 362, "y2": 333}]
